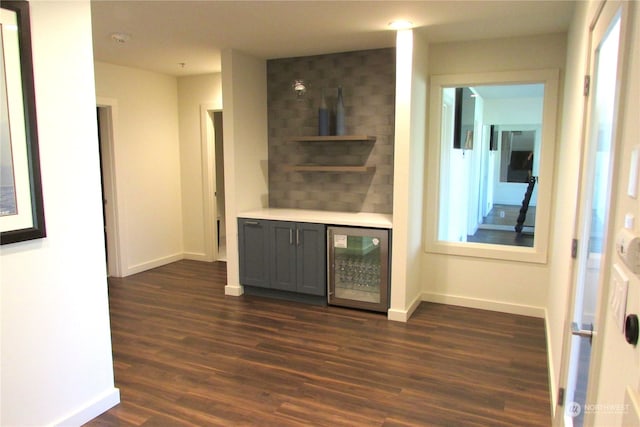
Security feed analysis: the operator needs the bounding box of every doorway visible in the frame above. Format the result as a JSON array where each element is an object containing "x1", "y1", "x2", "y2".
[
  {"x1": 96, "y1": 102, "x2": 122, "y2": 277},
  {"x1": 559, "y1": 3, "x2": 625, "y2": 425},
  {"x1": 212, "y1": 111, "x2": 226, "y2": 261},
  {"x1": 202, "y1": 106, "x2": 226, "y2": 262}
]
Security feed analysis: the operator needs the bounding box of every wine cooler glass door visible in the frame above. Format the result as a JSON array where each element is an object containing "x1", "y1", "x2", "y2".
[{"x1": 328, "y1": 227, "x2": 389, "y2": 312}]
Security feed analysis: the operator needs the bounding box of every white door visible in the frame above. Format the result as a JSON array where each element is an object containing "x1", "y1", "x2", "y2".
[{"x1": 560, "y1": 2, "x2": 625, "y2": 425}]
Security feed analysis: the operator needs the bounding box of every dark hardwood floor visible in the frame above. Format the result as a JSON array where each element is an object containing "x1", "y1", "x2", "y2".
[
  {"x1": 467, "y1": 229, "x2": 534, "y2": 247},
  {"x1": 85, "y1": 260, "x2": 550, "y2": 426}
]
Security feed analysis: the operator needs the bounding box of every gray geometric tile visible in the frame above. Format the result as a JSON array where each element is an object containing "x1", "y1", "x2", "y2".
[{"x1": 268, "y1": 48, "x2": 395, "y2": 213}]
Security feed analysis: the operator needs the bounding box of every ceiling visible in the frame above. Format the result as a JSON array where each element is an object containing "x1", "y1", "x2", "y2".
[{"x1": 90, "y1": 1, "x2": 576, "y2": 77}]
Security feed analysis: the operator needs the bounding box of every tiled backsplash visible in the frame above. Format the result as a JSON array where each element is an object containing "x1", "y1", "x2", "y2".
[{"x1": 267, "y1": 48, "x2": 396, "y2": 214}]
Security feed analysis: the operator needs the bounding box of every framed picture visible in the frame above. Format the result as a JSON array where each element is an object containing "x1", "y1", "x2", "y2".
[
  {"x1": 1, "y1": 1, "x2": 45, "y2": 245},
  {"x1": 489, "y1": 124, "x2": 498, "y2": 151}
]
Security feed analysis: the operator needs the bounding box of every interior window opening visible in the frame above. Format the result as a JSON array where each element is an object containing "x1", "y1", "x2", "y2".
[{"x1": 437, "y1": 83, "x2": 544, "y2": 249}]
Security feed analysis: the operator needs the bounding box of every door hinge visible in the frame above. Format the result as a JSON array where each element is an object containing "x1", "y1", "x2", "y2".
[
  {"x1": 584, "y1": 75, "x2": 591, "y2": 96},
  {"x1": 571, "y1": 238, "x2": 578, "y2": 259},
  {"x1": 558, "y1": 387, "x2": 566, "y2": 407}
]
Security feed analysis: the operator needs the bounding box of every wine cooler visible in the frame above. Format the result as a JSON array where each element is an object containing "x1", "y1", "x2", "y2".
[{"x1": 327, "y1": 226, "x2": 390, "y2": 312}]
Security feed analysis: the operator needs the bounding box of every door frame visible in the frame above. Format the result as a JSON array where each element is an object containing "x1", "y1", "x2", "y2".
[
  {"x1": 200, "y1": 104, "x2": 223, "y2": 261},
  {"x1": 97, "y1": 98, "x2": 127, "y2": 277},
  {"x1": 555, "y1": 1, "x2": 631, "y2": 424}
]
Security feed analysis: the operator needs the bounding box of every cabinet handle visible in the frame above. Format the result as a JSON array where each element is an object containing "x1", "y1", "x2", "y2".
[
  {"x1": 289, "y1": 228, "x2": 293, "y2": 245},
  {"x1": 245, "y1": 221, "x2": 259, "y2": 225},
  {"x1": 296, "y1": 228, "x2": 300, "y2": 246}
]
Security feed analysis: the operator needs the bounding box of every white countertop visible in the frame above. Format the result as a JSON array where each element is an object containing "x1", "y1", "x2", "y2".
[{"x1": 239, "y1": 208, "x2": 393, "y2": 229}]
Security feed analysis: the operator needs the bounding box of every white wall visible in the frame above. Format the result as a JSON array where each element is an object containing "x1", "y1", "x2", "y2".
[
  {"x1": 221, "y1": 49, "x2": 269, "y2": 296},
  {"x1": 94, "y1": 62, "x2": 184, "y2": 276},
  {"x1": 483, "y1": 97, "x2": 543, "y2": 124},
  {"x1": 428, "y1": 33, "x2": 567, "y2": 76},
  {"x1": 389, "y1": 29, "x2": 428, "y2": 321},
  {"x1": 0, "y1": 2, "x2": 119, "y2": 425},
  {"x1": 176, "y1": 73, "x2": 223, "y2": 261},
  {"x1": 422, "y1": 33, "x2": 567, "y2": 317}
]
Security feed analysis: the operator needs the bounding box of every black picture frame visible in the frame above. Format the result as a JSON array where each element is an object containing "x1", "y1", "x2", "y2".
[
  {"x1": 453, "y1": 88, "x2": 463, "y2": 149},
  {"x1": 0, "y1": 1, "x2": 46, "y2": 245},
  {"x1": 453, "y1": 87, "x2": 475, "y2": 150},
  {"x1": 489, "y1": 124, "x2": 498, "y2": 151}
]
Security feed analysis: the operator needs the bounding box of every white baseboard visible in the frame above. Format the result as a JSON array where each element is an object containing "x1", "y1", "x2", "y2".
[
  {"x1": 387, "y1": 308, "x2": 409, "y2": 322},
  {"x1": 123, "y1": 253, "x2": 184, "y2": 277},
  {"x1": 53, "y1": 387, "x2": 120, "y2": 427},
  {"x1": 225, "y1": 284, "x2": 244, "y2": 296},
  {"x1": 183, "y1": 252, "x2": 214, "y2": 262},
  {"x1": 388, "y1": 293, "x2": 423, "y2": 322},
  {"x1": 422, "y1": 291, "x2": 545, "y2": 318}
]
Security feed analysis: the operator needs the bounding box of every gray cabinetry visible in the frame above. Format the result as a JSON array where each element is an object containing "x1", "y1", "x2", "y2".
[
  {"x1": 270, "y1": 221, "x2": 297, "y2": 292},
  {"x1": 238, "y1": 218, "x2": 269, "y2": 288},
  {"x1": 238, "y1": 218, "x2": 326, "y2": 296},
  {"x1": 270, "y1": 221, "x2": 326, "y2": 296},
  {"x1": 294, "y1": 223, "x2": 326, "y2": 296}
]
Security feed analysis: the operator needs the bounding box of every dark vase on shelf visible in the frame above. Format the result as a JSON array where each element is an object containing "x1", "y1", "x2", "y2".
[
  {"x1": 335, "y1": 86, "x2": 345, "y2": 136},
  {"x1": 318, "y1": 89, "x2": 329, "y2": 136}
]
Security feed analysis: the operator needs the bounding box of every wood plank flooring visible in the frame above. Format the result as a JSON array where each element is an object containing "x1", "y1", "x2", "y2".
[{"x1": 85, "y1": 260, "x2": 551, "y2": 426}]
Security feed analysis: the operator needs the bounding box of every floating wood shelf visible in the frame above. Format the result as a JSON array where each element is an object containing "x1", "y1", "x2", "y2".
[
  {"x1": 284, "y1": 165, "x2": 376, "y2": 173},
  {"x1": 288, "y1": 135, "x2": 376, "y2": 143}
]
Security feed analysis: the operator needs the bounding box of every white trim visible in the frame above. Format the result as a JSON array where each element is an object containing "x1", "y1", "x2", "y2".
[
  {"x1": 225, "y1": 284, "x2": 244, "y2": 296},
  {"x1": 544, "y1": 308, "x2": 558, "y2": 419},
  {"x1": 124, "y1": 253, "x2": 183, "y2": 277},
  {"x1": 96, "y1": 98, "x2": 128, "y2": 278},
  {"x1": 52, "y1": 388, "x2": 120, "y2": 427},
  {"x1": 387, "y1": 292, "x2": 422, "y2": 322},
  {"x1": 183, "y1": 251, "x2": 210, "y2": 262},
  {"x1": 387, "y1": 309, "x2": 409, "y2": 322},
  {"x1": 422, "y1": 291, "x2": 545, "y2": 318},
  {"x1": 200, "y1": 104, "x2": 218, "y2": 262},
  {"x1": 424, "y1": 69, "x2": 560, "y2": 264}
]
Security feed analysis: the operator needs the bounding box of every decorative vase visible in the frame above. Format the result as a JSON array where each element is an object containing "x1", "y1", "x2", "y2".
[
  {"x1": 318, "y1": 88, "x2": 329, "y2": 136},
  {"x1": 335, "y1": 86, "x2": 345, "y2": 136}
]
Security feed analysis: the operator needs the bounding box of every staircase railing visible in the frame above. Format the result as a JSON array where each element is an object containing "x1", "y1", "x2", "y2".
[{"x1": 515, "y1": 176, "x2": 537, "y2": 234}]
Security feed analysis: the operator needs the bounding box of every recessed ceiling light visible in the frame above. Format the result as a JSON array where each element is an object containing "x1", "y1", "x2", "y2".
[
  {"x1": 388, "y1": 20, "x2": 413, "y2": 30},
  {"x1": 110, "y1": 32, "x2": 131, "y2": 44}
]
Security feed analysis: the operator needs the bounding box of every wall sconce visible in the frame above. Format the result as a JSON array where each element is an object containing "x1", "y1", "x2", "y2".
[{"x1": 292, "y1": 79, "x2": 308, "y2": 99}]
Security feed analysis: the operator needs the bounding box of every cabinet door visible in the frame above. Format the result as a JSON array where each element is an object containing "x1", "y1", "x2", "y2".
[
  {"x1": 238, "y1": 219, "x2": 270, "y2": 288},
  {"x1": 269, "y1": 221, "x2": 297, "y2": 292},
  {"x1": 296, "y1": 223, "x2": 326, "y2": 296}
]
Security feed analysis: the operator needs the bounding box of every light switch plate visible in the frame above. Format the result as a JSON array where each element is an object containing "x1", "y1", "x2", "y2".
[{"x1": 611, "y1": 263, "x2": 630, "y2": 333}]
